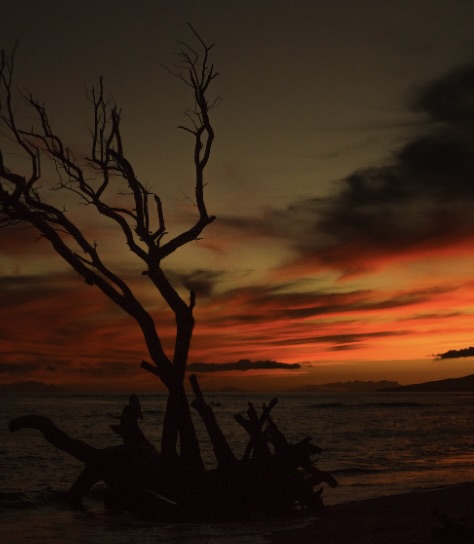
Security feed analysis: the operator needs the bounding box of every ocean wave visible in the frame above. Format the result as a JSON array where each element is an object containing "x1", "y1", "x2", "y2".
[
  {"x1": 307, "y1": 402, "x2": 345, "y2": 409},
  {"x1": 0, "y1": 487, "x2": 107, "y2": 511},
  {"x1": 360, "y1": 402, "x2": 432, "y2": 408},
  {"x1": 330, "y1": 467, "x2": 387, "y2": 476},
  {"x1": 0, "y1": 491, "x2": 42, "y2": 510},
  {"x1": 308, "y1": 401, "x2": 439, "y2": 409}
]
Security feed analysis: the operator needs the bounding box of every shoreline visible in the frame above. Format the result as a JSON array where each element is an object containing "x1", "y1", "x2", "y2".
[{"x1": 267, "y1": 483, "x2": 474, "y2": 543}]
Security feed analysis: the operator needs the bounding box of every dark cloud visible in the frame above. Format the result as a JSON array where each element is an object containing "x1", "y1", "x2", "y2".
[
  {"x1": 313, "y1": 332, "x2": 405, "y2": 344},
  {"x1": 0, "y1": 351, "x2": 71, "y2": 372},
  {"x1": 0, "y1": 361, "x2": 41, "y2": 374},
  {"x1": 0, "y1": 273, "x2": 77, "y2": 306},
  {"x1": 0, "y1": 275, "x2": 49, "y2": 303},
  {"x1": 206, "y1": 283, "x2": 455, "y2": 326},
  {"x1": 436, "y1": 346, "x2": 474, "y2": 360},
  {"x1": 414, "y1": 63, "x2": 474, "y2": 125},
  {"x1": 313, "y1": 61, "x2": 474, "y2": 266},
  {"x1": 187, "y1": 359, "x2": 301, "y2": 373},
  {"x1": 74, "y1": 361, "x2": 141, "y2": 378},
  {"x1": 328, "y1": 344, "x2": 360, "y2": 352},
  {"x1": 409, "y1": 311, "x2": 461, "y2": 321},
  {"x1": 222, "y1": 61, "x2": 474, "y2": 275},
  {"x1": 177, "y1": 269, "x2": 223, "y2": 297},
  {"x1": 270, "y1": 330, "x2": 406, "y2": 348}
]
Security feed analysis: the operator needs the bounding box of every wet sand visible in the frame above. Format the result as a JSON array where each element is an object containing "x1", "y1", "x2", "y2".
[{"x1": 268, "y1": 483, "x2": 474, "y2": 543}]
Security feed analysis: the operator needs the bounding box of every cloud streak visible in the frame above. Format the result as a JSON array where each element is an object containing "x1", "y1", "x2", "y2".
[
  {"x1": 187, "y1": 359, "x2": 301, "y2": 373},
  {"x1": 437, "y1": 347, "x2": 474, "y2": 360}
]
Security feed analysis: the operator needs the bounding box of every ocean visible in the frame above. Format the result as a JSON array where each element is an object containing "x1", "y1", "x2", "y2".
[{"x1": 2, "y1": 391, "x2": 474, "y2": 543}]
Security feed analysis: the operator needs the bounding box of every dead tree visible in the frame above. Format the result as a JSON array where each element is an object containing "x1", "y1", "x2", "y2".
[
  {"x1": 0, "y1": 26, "x2": 218, "y2": 472},
  {"x1": 9, "y1": 390, "x2": 336, "y2": 520},
  {"x1": 3, "y1": 29, "x2": 338, "y2": 521}
]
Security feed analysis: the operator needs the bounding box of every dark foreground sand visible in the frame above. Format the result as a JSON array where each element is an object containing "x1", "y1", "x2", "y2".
[{"x1": 268, "y1": 483, "x2": 474, "y2": 543}]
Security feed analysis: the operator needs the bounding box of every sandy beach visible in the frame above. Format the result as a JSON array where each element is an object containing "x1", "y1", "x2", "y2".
[{"x1": 268, "y1": 483, "x2": 474, "y2": 543}]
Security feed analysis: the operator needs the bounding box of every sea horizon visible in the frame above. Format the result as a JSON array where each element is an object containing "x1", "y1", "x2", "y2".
[{"x1": 4, "y1": 372, "x2": 474, "y2": 395}]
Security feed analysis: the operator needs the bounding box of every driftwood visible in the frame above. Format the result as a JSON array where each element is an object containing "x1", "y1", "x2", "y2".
[
  {"x1": 189, "y1": 375, "x2": 237, "y2": 469},
  {"x1": 8, "y1": 376, "x2": 337, "y2": 521},
  {"x1": 9, "y1": 415, "x2": 161, "y2": 504}
]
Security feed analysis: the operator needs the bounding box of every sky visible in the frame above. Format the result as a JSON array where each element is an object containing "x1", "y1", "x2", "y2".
[{"x1": 2, "y1": 0, "x2": 474, "y2": 392}]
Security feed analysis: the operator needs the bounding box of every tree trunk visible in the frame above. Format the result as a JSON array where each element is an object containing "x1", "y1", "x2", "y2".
[
  {"x1": 190, "y1": 374, "x2": 237, "y2": 469},
  {"x1": 161, "y1": 383, "x2": 204, "y2": 472}
]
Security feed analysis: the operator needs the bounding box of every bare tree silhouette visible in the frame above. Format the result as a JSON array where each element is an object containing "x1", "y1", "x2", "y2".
[
  {"x1": 0, "y1": 26, "x2": 218, "y2": 470},
  {"x1": 1, "y1": 27, "x2": 336, "y2": 520}
]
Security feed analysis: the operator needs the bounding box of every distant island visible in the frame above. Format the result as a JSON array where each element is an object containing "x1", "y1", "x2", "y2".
[
  {"x1": 0, "y1": 381, "x2": 67, "y2": 393},
  {"x1": 380, "y1": 374, "x2": 474, "y2": 392},
  {"x1": 6, "y1": 376, "x2": 474, "y2": 394},
  {"x1": 287, "y1": 380, "x2": 400, "y2": 393}
]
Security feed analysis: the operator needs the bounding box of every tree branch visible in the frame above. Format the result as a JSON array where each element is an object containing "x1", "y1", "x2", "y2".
[{"x1": 0, "y1": 28, "x2": 218, "y2": 459}]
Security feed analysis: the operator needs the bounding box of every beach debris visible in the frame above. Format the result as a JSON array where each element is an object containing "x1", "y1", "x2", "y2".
[{"x1": 8, "y1": 378, "x2": 337, "y2": 521}]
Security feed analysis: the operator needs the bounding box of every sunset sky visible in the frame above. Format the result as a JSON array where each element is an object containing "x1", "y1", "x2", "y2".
[{"x1": 2, "y1": 1, "x2": 474, "y2": 392}]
